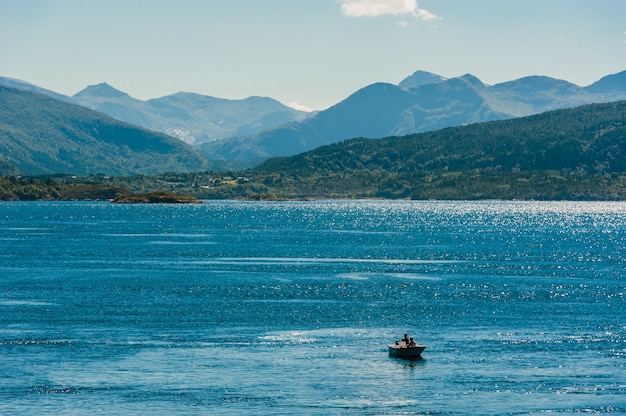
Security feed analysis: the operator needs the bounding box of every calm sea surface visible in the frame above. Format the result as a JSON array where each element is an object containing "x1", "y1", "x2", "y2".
[{"x1": 1, "y1": 200, "x2": 625, "y2": 415}]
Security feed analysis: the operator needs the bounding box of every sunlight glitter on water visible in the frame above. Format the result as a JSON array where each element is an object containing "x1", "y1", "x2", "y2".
[{"x1": 1, "y1": 201, "x2": 625, "y2": 414}]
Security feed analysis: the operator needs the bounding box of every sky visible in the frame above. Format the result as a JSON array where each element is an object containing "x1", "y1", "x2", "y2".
[{"x1": 1, "y1": 0, "x2": 625, "y2": 111}]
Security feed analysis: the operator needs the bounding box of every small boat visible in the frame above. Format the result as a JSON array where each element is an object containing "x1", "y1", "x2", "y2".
[{"x1": 388, "y1": 340, "x2": 426, "y2": 359}]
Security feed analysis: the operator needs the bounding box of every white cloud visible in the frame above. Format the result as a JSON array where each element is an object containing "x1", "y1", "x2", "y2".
[
  {"x1": 414, "y1": 7, "x2": 438, "y2": 21},
  {"x1": 287, "y1": 101, "x2": 314, "y2": 112},
  {"x1": 338, "y1": 0, "x2": 438, "y2": 20}
]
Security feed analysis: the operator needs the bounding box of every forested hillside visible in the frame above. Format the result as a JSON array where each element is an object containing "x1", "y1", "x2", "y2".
[
  {"x1": 258, "y1": 100, "x2": 626, "y2": 176},
  {"x1": 247, "y1": 100, "x2": 626, "y2": 199},
  {"x1": 0, "y1": 85, "x2": 208, "y2": 176}
]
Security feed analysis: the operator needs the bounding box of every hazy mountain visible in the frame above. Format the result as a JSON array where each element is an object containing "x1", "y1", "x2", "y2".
[
  {"x1": 585, "y1": 71, "x2": 626, "y2": 95},
  {"x1": 197, "y1": 74, "x2": 518, "y2": 161},
  {"x1": 398, "y1": 70, "x2": 448, "y2": 89},
  {"x1": 145, "y1": 92, "x2": 310, "y2": 143},
  {"x1": 490, "y1": 76, "x2": 594, "y2": 112},
  {"x1": 0, "y1": 85, "x2": 208, "y2": 176},
  {"x1": 200, "y1": 70, "x2": 626, "y2": 163},
  {"x1": 71, "y1": 84, "x2": 312, "y2": 145},
  {"x1": 73, "y1": 83, "x2": 157, "y2": 130},
  {"x1": 74, "y1": 82, "x2": 130, "y2": 99}
]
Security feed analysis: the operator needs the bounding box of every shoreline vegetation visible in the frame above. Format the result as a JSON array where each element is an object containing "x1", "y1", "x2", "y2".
[{"x1": 3, "y1": 170, "x2": 626, "y2": 202}]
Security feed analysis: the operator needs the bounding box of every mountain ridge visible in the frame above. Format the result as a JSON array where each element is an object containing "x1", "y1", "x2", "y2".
[
  {"x1": 586, "y1": 71, "x2": 626, "y2": 94},
  {"x1": 198, "y1": 70, "x2": 626, "y2": 163},
  {"x1": 74, "y1": 82, "x2": 132, "y2": 99},
  {"x1": 75, "y1": 85, "x2": 312, "y2": 145},
  {"x1": 398, "y1": 70, "x2": 448, "y2": 89}
]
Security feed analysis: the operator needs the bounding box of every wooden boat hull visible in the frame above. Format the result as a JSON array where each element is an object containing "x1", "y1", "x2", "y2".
[{"x1": 388, "y1": 344, "x2": 425, "y2": 359}]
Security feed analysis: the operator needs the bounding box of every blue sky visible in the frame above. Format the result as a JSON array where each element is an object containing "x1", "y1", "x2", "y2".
[{"x1": 1, "y1": 0, "x2": 625, "y2": 110}]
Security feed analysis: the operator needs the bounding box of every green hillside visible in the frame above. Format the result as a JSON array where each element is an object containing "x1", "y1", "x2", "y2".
[
  {"x1": 260, "y1": 101, "x2": 626, "y2": 174},
  {"x1": 0, "y1": 85, "x2": 208, "y2": 176}
]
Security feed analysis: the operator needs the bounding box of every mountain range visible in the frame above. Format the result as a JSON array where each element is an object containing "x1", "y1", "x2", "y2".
[
  {"x1": 0, "y1": 76, "x2": 312, "y2": 147},
  {"x1": 72, "y1": 83, "x2": 312, "y2": 145},
  {"x1": 199, "y1": 70, "x2": 626, "y2": 162},
  {"x1": 1, "y1": 69, "x2": 626, "y2": 176}
]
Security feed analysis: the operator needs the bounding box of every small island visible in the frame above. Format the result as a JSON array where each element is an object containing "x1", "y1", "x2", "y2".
[{"x1": 111, "y1": 191, "x2": 203, "y2": 204}]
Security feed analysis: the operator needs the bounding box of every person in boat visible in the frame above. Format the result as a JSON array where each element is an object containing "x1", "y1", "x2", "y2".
[
  {"x1": 409, "y1": 337, "x2": 417, "y2": 347},
  {"x1": 402, "y1": 333, "x2": 410, "y2": 347}
]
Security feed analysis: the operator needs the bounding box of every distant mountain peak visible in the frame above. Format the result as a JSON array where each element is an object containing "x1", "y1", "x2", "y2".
[
  {"x1": 499, "y1": 75, "x2": 572, "y2": 87},
  {"x1": 74, "y1": 82, "x2": 130, "y2": 99},
  {"x1": 399, "y1": 70, "x2": 447, "y2": 89},
  {"x1": 456, "y1": 73, "x2": 485, "y2": 86},
  {"x1": 585, "y1": 70, "x2": 626, "y2": 94}
]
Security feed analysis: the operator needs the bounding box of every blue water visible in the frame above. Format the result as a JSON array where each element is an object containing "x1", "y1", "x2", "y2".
[{"x1": 1, "y1": 200, "x2": 625, "y2": 415}]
